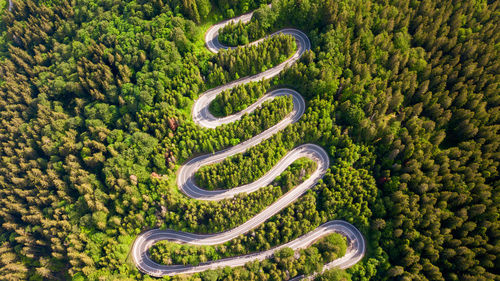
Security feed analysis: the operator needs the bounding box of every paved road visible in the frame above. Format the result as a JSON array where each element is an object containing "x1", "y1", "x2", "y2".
[
  {"x1": 8, "y1": 0, "x2": 13, "y2": 12},
  {"x1": 132, "y1": 9, "x2": 366, "y2": 278}
]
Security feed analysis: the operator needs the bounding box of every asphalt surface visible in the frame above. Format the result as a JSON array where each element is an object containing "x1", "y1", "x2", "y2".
[{"x1": 132, "y1": 9, "x2": 366, "y2": 278}]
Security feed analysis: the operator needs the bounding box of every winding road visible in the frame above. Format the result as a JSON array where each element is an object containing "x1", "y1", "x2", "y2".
[{"x1": 132, "y1": 9, "x2": 366, "y2": 278}]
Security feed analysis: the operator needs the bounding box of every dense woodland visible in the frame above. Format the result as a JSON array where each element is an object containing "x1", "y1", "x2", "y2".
[
  {"x1": 206, "y1": 33, "x2": 296, "y2": 87},
  {"x1": 0, "y1": 0, "x2": 498, "y2": 281},
  {"x1": 150, "y1": 231, "x2": 345, "y2": 267},
  {"x1": 209, "y1": 80, "x2": 270, "y2": 117}
]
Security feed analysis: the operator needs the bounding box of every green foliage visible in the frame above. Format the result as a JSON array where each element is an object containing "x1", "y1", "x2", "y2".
[
  {"x1": 195, "y1": 97, "x2": 296, "y2": 190},
  {"x1": 150, "y1": 241, "x2": 218, "y2": 266},
  {"x1": 0, "y1": 0, "x2": 497, "y2": 280},
  {"x1": 219, "y1": 20, "x2": 254, "y2": 46},
  {"x1": 218, "y1": 5, "x2": 273, "y2": 46},
  {"x1": 205, "y1": 34, "x2": 296, "y2": 87},
  {"x1": 212, "y1": 0, "x2": 271, "y2": 18},
  {"x1": 315, "y1": 268, "x2": 351, "y2": 281},
  {"x1": 168, "y1": 0, "x2": 212, "y2": 23},
  {"x1": 169, "y1": 95, "x2": 294, "y2": 164},
  {"x1": 0, "y1": 0, "x2": 6, "y2": 15},
  {"x1": 315, "y1": 233, "x2": 347, "y2": 263},
  {"x1": 209, "y1": 80, "x2": 270, "y2": 117},
  {"x1": 150, "y1": 232, "x2": 347, "y2": 280}
]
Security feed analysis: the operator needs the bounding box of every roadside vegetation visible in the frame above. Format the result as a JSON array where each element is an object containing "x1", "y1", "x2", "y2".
[
  {"x1": 206, "y1": 33, "x2": 296, "y2": 87},
  {"x1": 209, "y1": 80, "x2": 270, "y2": 117},
  {"x1": 219, "y1": 16, "x2": 267, "y2": 46},
  {"x1": 196, "y1": 102, "x2": 310, "y2": 191},
  {"x1": 0, "y1": 0, "x2": 497, "y2": 280},
  {"x1": 171, "y1": 233, "x2": 347, "y2": 280},
  {"x1": 0, "y1": 0, "x2": 6, "y2": 15},
  {"x1": 150, "y1": 232, "x2": 346, "y2": 268}
]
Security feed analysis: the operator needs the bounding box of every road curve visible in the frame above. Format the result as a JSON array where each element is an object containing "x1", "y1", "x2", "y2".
[
  {"x1": 132, "y1": 9, "x2": 366, "y2": 278},
  {"x1": 196, "y1": 27, "x2": 310, "y2": 129}
]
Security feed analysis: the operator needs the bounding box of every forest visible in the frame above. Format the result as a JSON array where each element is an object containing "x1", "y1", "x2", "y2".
[
  {"x1": 209, "y1": 80, "x2": 270, "y2": 117},
  {"x1": 0, "y1": 0, "x2": 498, "y2": 281},
  {"x1": 149, "y1": 232, "x2": 346, "y2": 267}
]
